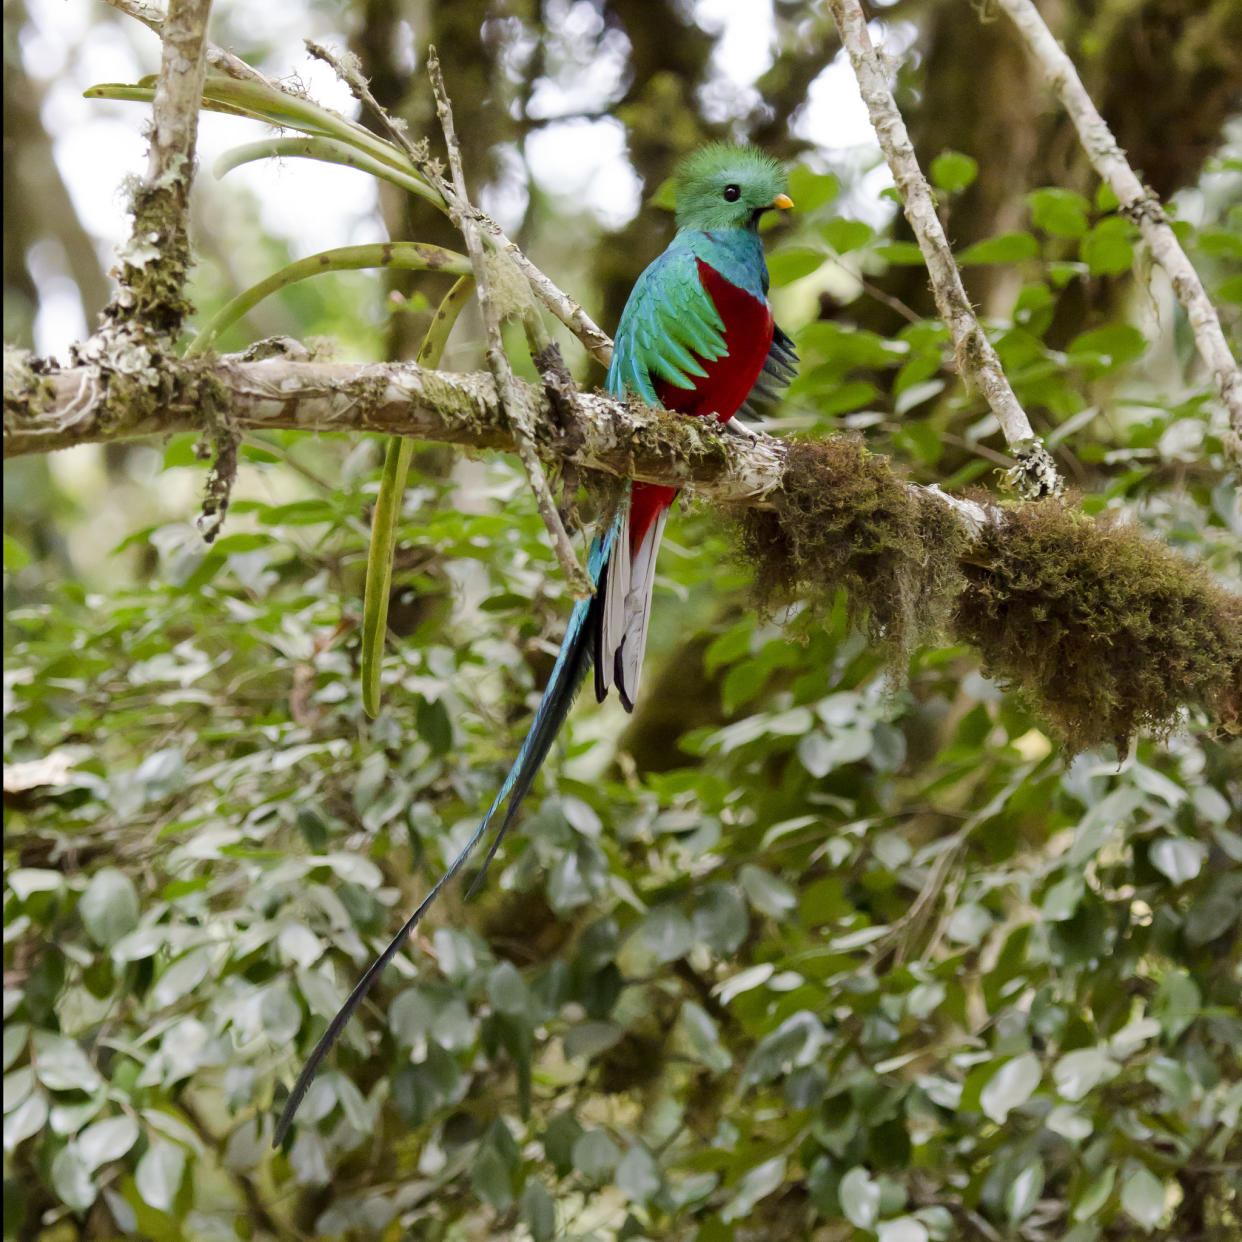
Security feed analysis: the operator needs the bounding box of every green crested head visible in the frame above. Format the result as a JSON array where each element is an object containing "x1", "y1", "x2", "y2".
[{"x1": 673, "y1": 144, "x2": 792, "y2": 232}]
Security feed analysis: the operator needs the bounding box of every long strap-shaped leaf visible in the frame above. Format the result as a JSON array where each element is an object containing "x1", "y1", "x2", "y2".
[
  {"x1": 86, "y1": 73, "x2": 445, "y2": 209},
  {"x1": 185, "y1": 243, "x2": 470, "y2": 356},
  {"x1": 361, "y1": 275, "x2": 474, "y2": 717},
  {"x1": 214, "y1": 136, "x2": 437, "y2": 204}
]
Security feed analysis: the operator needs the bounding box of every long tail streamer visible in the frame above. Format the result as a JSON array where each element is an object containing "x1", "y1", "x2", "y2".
[{"x1": 274, "y1": 516, "x2": 621, "y2": 1147}]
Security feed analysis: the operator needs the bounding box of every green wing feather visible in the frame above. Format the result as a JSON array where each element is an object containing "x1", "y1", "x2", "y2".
[{"x1": 606, "y1": 246, "x2": 726, "y2": 403}]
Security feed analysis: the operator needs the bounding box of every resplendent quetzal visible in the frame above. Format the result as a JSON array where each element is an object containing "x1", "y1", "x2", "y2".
[{"x1": 276, "y1": 145, "x2": 796, "y2": 1142}]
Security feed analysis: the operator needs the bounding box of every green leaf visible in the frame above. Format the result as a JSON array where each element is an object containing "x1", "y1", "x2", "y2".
[
  {"x1": 51, "y1": 1143, "x2": 96, "y2": 1212},
  {"x1": 821, "y1": 218, "x2": 874, "y2": 254},
  {"x1": 1053, "y1": 1047, "x2": 1118, "y2": 1102},
  {"x1": 416, "y1": 696, "x2": 454, "y2": 755},
  {"x1": 873, "y1": 241, "x2": 926, "y2": 265},
  {"x1": 1005, "y1": 1161, "x2": 1044, "y2": 1224},
  {"x1": 616, "y1": 1144, "x2": 661, "y2": 1203},
  {"x1": 739, "y1": 865, "x2": 797, "y2": 918},
  {"x1": 723, "y1": 1155, "x2": 786, "y2": 1222},
  {"x1": 543, "y1": 1113, "x2": 583, "y2": 1176},
  {"x1": 692, "y1": 884, "x2": 749, "y2": 953},
  {"x1": 1120, "y1": 1166, "x2": 1166, "y2": 1231},
  {"x1": 956, "y1": 232, "x2": 1039, "y2": 265},
  {"x1": 1196, "y1": 229, "x2": 1242, "y2": 259},
  {"x1": 1073, "y1": 1166, "x2": 1116, "y2": 1221},
  {"x1": 562, "y1": 1021, "x2": 624, "y2": 1060},
  {"x1": 471, "y1": 1144, "x2": 513, "y2": 1213},
  {"x1": 3, "y1": 1089, "x2": 48, "y2": 1152},
  {"x1": 78, "y1": 1115, "x2": 140, "y2": 1172},
  {"x1": 135, "y1": 1139, "x2": 186, "y2": 1213},
  {"x1": 1150, "y1": 837, "x2": 1206, "y2": 885},
  {"x1": 1080, "y1": 217, "x2": 1134, "y2": 275},
  {"x1": 31, "y1": 1034, "x2": 102, "y2": 1093},
  {"x1": 839, "y1": 1166, "x2": 880, "y2": 1229},
  {"x1": 980, "y1": 1053, "x2": 1041, "y2": 1123},
  {"x1": 521, "y1": 1180, "x2": 557, "y2": 1242},
  {"x1": 787, "y1": 166, "x2": 839, "y2": 213},
  {"x1": 3, "y1": 534, "x2": 31, "y2": 571},
  {"x1": 1216, "y1": 273, "x2": 1242, "y2": 305},
  {"x1": 1095, "y1": 182, "x2": 1120, "y2": 212},
  {"x1": 571, "y1": 1129, "x2": 621, "y2": 1181},
  {"x1": 813, "y1": 380, "x2": 879, "y2": 416},
  {"x1": 674, "y1": 1002, "x2": 732, "y2": 1072},
  {"x1": 767, "y1": 247, "x2": 823, "y2": 285},
  {"x1": 1066, "y1": 323, "x2": 1146, "y2": 373},
  {"x1": 8, "y1": 869, "x2": 64, "y2": 902},
  {"x1": 151, "y1": 948, "x2": 212, "y2": 1010},
  {"x1": 931, "y1": 151, "x2": 979, "y2": 193},
  {"x1": 1027, "y1": 187, "x2": 1091, "y2": 239},
  {"x1": 639, "y1": 906, "x2": 695, "y2": 962},
  {"x1": 878, "y1": 1219, "x2": 930, "y2": 1242},
  {"x1": 2, "y1": 1024, "x2": 27, "y2": 1073},
  {"x1": 1153, "y1": 970, "x2": 1200, "y2": 1040},
  {"x1": 487, "y1": 962, "x2": 531, "y2": 1018},
  {"x1": 1042, "y1": 875, "x2": 1083, "y2": 921}
]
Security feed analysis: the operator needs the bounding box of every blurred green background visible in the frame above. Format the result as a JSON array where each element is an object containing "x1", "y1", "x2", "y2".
[{"x1": 4, "y1": 1, "x2": 1241, "y2": 1239}]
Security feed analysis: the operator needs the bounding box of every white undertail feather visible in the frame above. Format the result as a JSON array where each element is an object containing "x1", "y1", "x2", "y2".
[
  {"x1": 597, "y1": 502, "x2": 632, "y2": 699},
  {"x1": 614, "y1": 508, "x2": 668, "y2": 711}
]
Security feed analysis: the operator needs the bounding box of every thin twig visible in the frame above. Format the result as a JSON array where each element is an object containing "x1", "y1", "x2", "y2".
[
  {"x1": 303, "y1": 39, "x2": 612, "y2": 368},
  {"x1": 825, "y1": 0, "x2": 1063, "y2": 499},
  {"x1": 425, "y1": 49, "x2": 591, "y2": 596},
  {"x1": 103, "y1": 0, "x2": 269, "y2": 84},
  {"x1": 995, "y1": 0, "x2": 1242, "y2": 451}
]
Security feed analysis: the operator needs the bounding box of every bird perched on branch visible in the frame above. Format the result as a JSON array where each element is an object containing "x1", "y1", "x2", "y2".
[{"x1": 276, "y1": 144, "x2": 796, "y2": 1144}]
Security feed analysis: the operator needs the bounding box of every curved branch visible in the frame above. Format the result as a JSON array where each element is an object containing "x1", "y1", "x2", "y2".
[
  {"x1": 996, "y1": 0, "x2": 1242, "y2": 446},
  {"x1": 826, "y1": 0, "x2": 1063, "y2": 498}
]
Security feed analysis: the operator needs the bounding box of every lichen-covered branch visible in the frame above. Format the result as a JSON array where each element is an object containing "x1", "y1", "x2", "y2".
[
  {"x1": 996, "y1": 0, "x2": 1242, "y2": 448},
  {"x1": 91, "y1": 0, "x2": 232, "y2": 537},
  {"x1": 98, "y1": 0, "x2": 212, "y2": 338},
  {"x1": 825, "y1": 0, "x2": 1063, "y2": 499},
  {"x1": 1, "y1": 346, "x2": 794, "y2": 502}
]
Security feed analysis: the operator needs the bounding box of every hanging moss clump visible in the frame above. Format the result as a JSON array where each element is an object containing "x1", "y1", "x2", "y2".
[
  {"x1": 953, "y1": 498, "x2": 1242, "y2": 752},
  {"x1": 733, "y1": 436, "x2": 968, "y2": 664}
]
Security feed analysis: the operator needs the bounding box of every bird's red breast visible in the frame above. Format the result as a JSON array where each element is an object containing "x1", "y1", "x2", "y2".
[{"x1": 629, "y1": 258, "x2": 774, "y2": 550}]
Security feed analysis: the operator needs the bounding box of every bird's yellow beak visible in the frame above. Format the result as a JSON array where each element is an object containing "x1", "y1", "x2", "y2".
[{"x1": 772, "y1": 193, "x2": 794, "y2": 210}]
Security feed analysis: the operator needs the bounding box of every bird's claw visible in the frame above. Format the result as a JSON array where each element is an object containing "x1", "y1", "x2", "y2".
[{"x1": 724, "y1": 418, "x2": 759, "y2": 445}]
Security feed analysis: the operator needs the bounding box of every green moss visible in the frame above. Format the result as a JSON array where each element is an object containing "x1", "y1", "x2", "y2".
[
  {"x1": 953, "y1": 499, "x2": 1242, "y2": 752},
  {"x1": 733, "y1": 436, "x2": 967, "y2": 663},
  {"x1": 732, "y1": 442, "x2": 1241, "y2": 750}
]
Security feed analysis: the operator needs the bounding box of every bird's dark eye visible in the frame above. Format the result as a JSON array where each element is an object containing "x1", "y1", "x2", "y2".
[{"x1": 722, "y1": 184, "x2": 741, "y2": 202}]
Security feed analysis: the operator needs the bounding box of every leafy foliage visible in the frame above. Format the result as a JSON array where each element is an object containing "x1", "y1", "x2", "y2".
[{"x1": 5, "y1": 4, "x2": 1242, "y2": 1241}]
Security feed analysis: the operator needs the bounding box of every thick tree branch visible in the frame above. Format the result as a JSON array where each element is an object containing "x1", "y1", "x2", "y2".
[
  {"x1": 1, "y1": 345, "x2": 979, "y2": 517},
  {"x1": 826, "y1": 0, "x2": 1063, "y2": 499},
  {"x1": 996, "y1": 0, "x2": 1242, "y2": 448}
]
